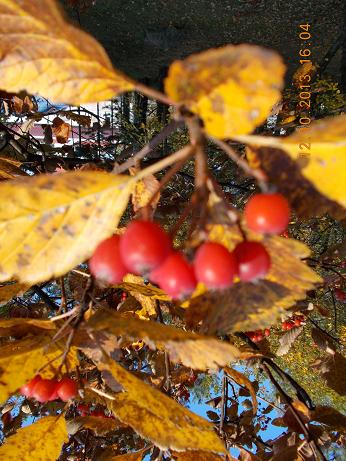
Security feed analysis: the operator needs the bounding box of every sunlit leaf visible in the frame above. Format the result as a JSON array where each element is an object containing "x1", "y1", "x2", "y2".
[
  {"x1": 52, "y1": 117, "x2": 70, "y2": 144},
  {"x1": 0, "y1": 415, "x2": 67, "y2": 460},
  {"x1": 0, "y1": 171, "x2": 134, "y2": 284},
  {"x1": 98, "y1": 448, "x2": 148, "y2": 461},
  {"x1": 165, "y1": 44, "x2": 285, "y2": 137},
  {"x1": 0, "y1": 0, "x2": 134, "y2": 104},
  {"x1": 235, "y1": 115, "x2": 346, "y2": 208},
  {"x1": 84, "y1": 308, "x2": 242, "y2": 371},
  {"x1": 276, "y1": 326, "x2": 303, "y2": 356},
  {"x1": 67, "y1": 415, "x2": 120, "y2": 436},
  {"x1": 172, "y1": 451, "x2": 231, "y2": 460},
  {"x1": 118, "y1": 274, "x2": 170, "y2": 301},
  {"x1": 97, "y1": 354, "x2": 227, "y2": 453}
]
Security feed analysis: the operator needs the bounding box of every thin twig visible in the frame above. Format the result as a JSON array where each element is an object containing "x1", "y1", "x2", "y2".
[
  {"x1": 219, "y1": 374, "x2": 227, "y2": 434},
  {"x1": 210, "y1": 137, "x2": 267, "y2": 188},
  {"x1": 32, "y1": 285, "x2": 60, "y2": 311},
  {"x1": 135, "y1": 82, "x2": 175, "y2": 106},
  {"x1": 60, "y1": 276, "x2": 67, "y2": 313},
  {"x1": 114, "y1": 120, "x2": 184, "y2": 173}
]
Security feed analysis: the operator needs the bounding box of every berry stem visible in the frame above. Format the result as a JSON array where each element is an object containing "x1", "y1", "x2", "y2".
[{"x1": 210, "y1": 136, "x2": 268, "y2": 190}]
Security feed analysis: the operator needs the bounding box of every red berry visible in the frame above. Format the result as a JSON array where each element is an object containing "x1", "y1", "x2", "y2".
[
  {"x1": 193, "y1": 242, "x2": 237, "y2": 289},
  {"x1": 89, "y1": 235, "x2": 127, "y2": 284},
  {"x1": 244, "y1": 193, "x2": 290, "y2": 235},
  {"x1": 282, "y1": 321, "x2": 288, "y2": 331},
  {"x1": 32, "y1": 379, "x2": 58, "y2": 403},
  {"x1": 294, "y1": 317, "x2": 302, "y2": 327},
  {"x1": 255, "y1": 332, "x2": 264, "y2": 342},
  {"x1": 287, "y1": 320, "x2": 295, "y2": 330},
  {"x1": 56, "y1": 377, "x2": 78, "y2": 402},
  {"x1": 20, "y1": 374, "x2": 42, "y2": 398},
  {"x1": 233, "y1": 241, "x2": 271, "y2": 282},
  {"x1": 120, "y1": 220, "x2": 171, "y2": 274},
  {"x1": 121, "y1": 292, "x2": 127, "y2": 301},
  {"x1": 77, "y1": 404, "x2": 90, "y2": 416},
  {"x1": 281, "y1": 230, "x2": 289, "y2": 239},
  {"x1": 334, "y1": 288, "x2": 346, "y2": 302},
  {"x1": 150, "y1": 252, "x2": 196, "y2": 299},
  {"x1": 264, "y1": 328, "x2": 270, "y2": 337}
]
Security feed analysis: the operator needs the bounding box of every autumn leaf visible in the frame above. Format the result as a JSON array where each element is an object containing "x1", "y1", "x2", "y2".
[
  {"x1": 0, "y1": 171, "x2": 134, "y2": 284},
  {"x1": 0, "y1": 156, "x2": 27, "y2": 180},
  {"x1": 0, "y1": 334, "x2": 77, "y2": 403},
  {"x1": 313, "y1": 352, "x2": 346, "y2": 396},
  {"x1": 130, "y1": 166, "x2": 160, "y2": 216},
  {"x1": 84, "y1": 308, "x2": 242, "y2": 371},
  {"x1": 52, "y1": 117, "x2": 71, "y2": 144},
  {"x1": 119, "y1": 274, "x2": 170, "y2": 301},
  {"x1": 67, "y1": 415, "x2": 120, "y2": 436},
  {"x1": 311, "y1": 405, "x2": 346, "y2": 431},
  {"x1": 224, "y1": 367, "x2": 257, "y2": 414},
  {"x1": 98, "y1": 448, "x2": 148, "y2": 461},
  {"x1": 0, "y1": 0, "x2": 134, "y2": 105},
  {"x1": 165, "y1": 44, "x2": 285, "y2": 137},
  {"x1": 0, "y1": 415, "x2": 67, "y2": 460},
  {"x1": 96, "y1": 354, "x2": 227, "y2": 453},
  {"x1": 172, "y1": 451, "x2": 231, "y2": 461},
  {"x1": 0, "y1": 282, "x2": 30, "y2": 304},
  {"x1": 276, "y1": 326, "x2": 303, "y2": 356},
  {"x1": 60, "y1": 110, "x2": 92, "y2": 127},
  {"x1": 235, "y1": 115, "x2": 346, "y2": 208},
  {"x1": 0, "y1": 318, "x2": 55, "y2": 337},
  {"x1": 245, "y1": 147, "x2": 346, "y2": 220}
]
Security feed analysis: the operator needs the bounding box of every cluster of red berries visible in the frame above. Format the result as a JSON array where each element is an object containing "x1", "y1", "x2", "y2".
[
  {"x1": 281, "y1": 315, "x2": 305, "y2": 331},
  {"x1": 245, "y1": 328, "x2": 271, "y2": 343},
  {"x1": 20, "y1": 374, "x2": 78, "y2": 403},
  {"x1": 90, "y1": 193, "x2": 290, "y2": 299},
  {"x1": 77, "y1": 403, "x2": 115, "y2": 419}
]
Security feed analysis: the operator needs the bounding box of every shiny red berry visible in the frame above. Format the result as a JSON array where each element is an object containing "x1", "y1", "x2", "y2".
[
  {"x1": 150, "y1": 252, "x2": 196, "y2": 299},
  {"x1": 244, "y1": 193, "x2": 290, "y2": 235},
  {"x1": 264, "y1": 328, "x2": 270, "y2": 337},
  {"x1": 89, "y1": 235, "x2": 127, "y2": 284},
  {"x1": 233, "y1": 241, "x2": 271, "y2": 282},
  {"x1": 20, "y1": 374, "x2": 42, "y2": 398},
  {"x1": 32, "y1": 379, "x2": 58, "y2": 403},
  {"x1": 56, "y1": 377, "x2": 78, "y2": 402},
  {"x1": 120, "y1": 220, "x2": 171, "y2": 274},
  {"x1": 193, "y1": 242, "x2": 237, "y2": 289}
]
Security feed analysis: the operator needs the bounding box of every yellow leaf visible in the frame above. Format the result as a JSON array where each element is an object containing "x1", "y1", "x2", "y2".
[
  {"x1": 172, "y1": 452, "x2": 231, "y2": 461},
  {"x1": 234, "y1": 115, "x2": 346, "y2": 207},
  {"x1": 0, "y1": 415, "x2": 67, "y2": 460},
  {"x1": 224, "y1": 367, "x2": 258, "y2": 414},
  {"x1": 0, "y1": 282, "x2": 30, "y2": 304},
  {"x1": 0, "y1": 171, "x2": 134, "y2": 284},
  {"x1": 67, "y1": 415, "x2": 120, "y2": 436},
  {"x1": 0, "y1": 0, "x2": 134, "y2": 105},
  {"x1": 85, "y1": 308, "x2": 242, "y2": 371},
  {"x1": 0, "y1": 318, "x2": 55, "y2": 337},
  {"x1": 0, "y1": 156, "x2": 27, "y2": 180},
  {"x1": 119, "y1": 274, "x2": 170, "y2": 301},
  {"x1": 0, "y1": 334, "x2": 76, "y2": 403},
  {"x1": 165, "y1": 44, "x2": 285, "y2": 137},
  {"x1": 97, "y1": 354, "x2": 227, "y2": 453},
  {"x1": 130, "y1": 167, "x2": 160, "y2": 215}
]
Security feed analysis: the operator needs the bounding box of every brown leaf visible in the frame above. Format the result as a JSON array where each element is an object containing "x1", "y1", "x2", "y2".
[
  {"x1": 52, "y1": 117, "x2": 71, "y2": 144},
  {"x1": 224, "y1": 367, "x2": 257, "y2": 414},
  {"x1": 0, "y1": 318, "x2": 55, "y2": 338},
  {"x1": 67, "y1": 415, "x2": 120, "y2": 436},
  {"x1": 310, "y1": 328, "x2": 336, "y2": 354},
  {"x1": 60, "y1": 110, "x2": 92, "y2": 127},
  {"x1": 0, "y1": 282, "x2": 30, "y2": 304},
  {"x1": 0, "y1": 157, "x2": 26, "y2": 181},
  {"x1": 311, "y1": 405, "x2": 346, "y2": 431},
  {"x1": 172, "y1": 451, "x2": 231, "y2": 461},
  {"x1": 84, "y1": 308, "x2": 243, "y2": 371},
  {"x1": 98, "y1": 448, "x2": 148, "y2": 461},
  {"x1": 314, "y1": 352, "x2": 346, "y2": 396},
  {"x1": 0, "y1": 0, "x2": 134, "y2": 105},
  {"x1": 276, "y1": 326, "x2": 303, "y2": 356}
]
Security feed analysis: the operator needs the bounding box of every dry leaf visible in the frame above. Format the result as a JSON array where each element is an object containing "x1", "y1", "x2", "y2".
[
  {"x1": 0, "y1": 171, "x2": 134, "y2": 284},
  {"x1": 235, "y1": 115, "x2": 346, "y2": 208},
  {"x1": 224, "y1": 367, "x2": 257, "y2": 414},
  {"x1": 0, "y1": 318, "x2": 55, "y2": 337},
  {"x1": 0, "y1": 0, "x2": 134, "y2": 104},
  {"x1": 172, "y1": 451, "x2": 230, "y2": 461},
  {"x1": 85, "y1": 308, "x2": 242, "y2": 371},
  {"x1": 97, "y1": 354, "x2": 227, "y2": 453},
  {"x1": 311, "y1": 405, "x2": 346, "y2": 431},
  {"x1": 0, "y1": 415, "x2": 67, "y2": 460},
  {"x1": 0, "y1": 156, "x2": 26, "y2": 180},
  {"x1": 67, "y1": 415, "x2": 120, "y2": 436},
  {"x1": 119, "y1": 274, "x2": 170, "y2": 301},
  {"x1": 52, "y1": 117, "x2": 71, "y2": 144},
  {"x1": 165, "y1": 44, "x2": 285, "y2": 137},
  {"x1": 130, "y1": 169, "x2": 160, "y2": 216},
  {"x1": 0, "y1": 282, "x2": 30, "y2": 304},
  {"x1": 276, "y1": 326, "x2": 303, "y2": 356},
  {"x1": 98, "y1": 448, "x2": 148, "y2": 461},
  {"x1": 314, "y1": 352, "x2": 346, "y2": 396},
  {"x1": 61, "y1": 110, "x2": 92, "y2": 127}
]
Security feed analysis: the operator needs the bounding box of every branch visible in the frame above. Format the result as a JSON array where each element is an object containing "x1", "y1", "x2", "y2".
[{"x1": 32, "y1": 285, "x2": 60, "y2": 311}]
